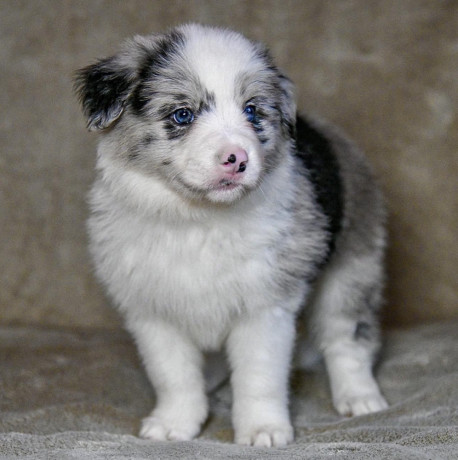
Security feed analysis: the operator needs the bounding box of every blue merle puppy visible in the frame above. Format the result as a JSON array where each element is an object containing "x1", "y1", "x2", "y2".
[{"x1": 75, "y1": 24, "x2": 388, "y2": 447}]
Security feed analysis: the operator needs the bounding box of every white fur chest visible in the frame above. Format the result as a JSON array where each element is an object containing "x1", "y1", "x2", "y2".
[{"x1": 88, "y1": 182, "x2": 301, "y2": 350}]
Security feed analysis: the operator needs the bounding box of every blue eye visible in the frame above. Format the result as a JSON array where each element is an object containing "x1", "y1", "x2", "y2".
[
  {"x1": 173, "y1": 108, "x2": 194, "y2": 125},
  {"x1": 244, "y1": 105, "x2": 256, "y2": 123}
]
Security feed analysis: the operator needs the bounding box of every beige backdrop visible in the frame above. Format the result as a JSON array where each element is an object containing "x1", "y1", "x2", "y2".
[{"x1": 1, "y1": 0, "x2": 457, "y2": 329}]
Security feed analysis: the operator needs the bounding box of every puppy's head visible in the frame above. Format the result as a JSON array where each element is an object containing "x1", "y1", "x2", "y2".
[{"x1": 75, "y1": 24, "x2": 296, "y2": 204}]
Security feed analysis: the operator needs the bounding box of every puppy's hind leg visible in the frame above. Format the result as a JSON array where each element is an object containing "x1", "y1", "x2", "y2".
[{"x1": 311, "y1": 253, "x2": 388, "y2": 417}]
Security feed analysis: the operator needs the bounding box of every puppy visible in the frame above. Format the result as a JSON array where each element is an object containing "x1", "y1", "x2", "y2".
[{"x1": 75, "y1": 24, "x2": 388, "y2": 447}]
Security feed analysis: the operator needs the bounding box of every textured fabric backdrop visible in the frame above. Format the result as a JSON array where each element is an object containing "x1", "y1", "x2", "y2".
[{"x1": 1, "y1": 0, "x2": 457, "y2": 328}]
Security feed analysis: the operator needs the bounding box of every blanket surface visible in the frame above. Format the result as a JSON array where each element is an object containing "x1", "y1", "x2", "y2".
[{"x1": 1, "y1": 322, "x2": 457, "y2": 459}]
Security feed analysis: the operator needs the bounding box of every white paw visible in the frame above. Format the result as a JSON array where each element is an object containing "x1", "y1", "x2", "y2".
[
  {"x1": 334, "y1": 392, "x2": 388, "y2": 416},
  {"x1": 235, "y1": 424, "x2": 294, "y2": 447},
  {"x1": 139, "y1": 415, "x2": 200, "y2": 441}
]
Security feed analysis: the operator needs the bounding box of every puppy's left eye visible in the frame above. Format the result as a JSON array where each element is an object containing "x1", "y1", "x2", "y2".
[
  {"x1": 243, "y1": 105, "x2": 256, "y2": 123},
  {"x1": 173, "y1": 108, "x2": 194, "y2": 125}
]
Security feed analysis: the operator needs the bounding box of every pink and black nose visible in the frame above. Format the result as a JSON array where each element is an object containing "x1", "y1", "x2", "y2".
[{"x1": 220, "y1": 148, "x2": 248, "y2": 174}]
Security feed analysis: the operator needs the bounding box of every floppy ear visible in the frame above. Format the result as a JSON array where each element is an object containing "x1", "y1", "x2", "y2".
[
  {"x1": 74, "y1": 56, "x2": 135, "y2": 131},
  {"x1": 277, "y1": 73, "x2": 297, "y2": 138}
]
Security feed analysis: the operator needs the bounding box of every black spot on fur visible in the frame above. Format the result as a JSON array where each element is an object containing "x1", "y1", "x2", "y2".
[
  {"x1": 156, "y1": 103, "x2": 180, "y2": 120},
  {"x1": 242, "y1": 101, "x2": 271, "y2": 145},
  {"x1": 275, "y1": 76, "x2": 296, "y2": 138},
  {"x1": 139, "y1": 31, "x2": 185, "y2": 81},
  {"x1": 253, "y1": 45, "x2": 272, "y2": 64},
  {"x1": 142, "y1": 133, "x2": 156, "y2": 145},
  {"x1": 354, "y1": 322, "x2": 372, "y2": 341},
  {"x1": 131, "y1": 32, "x2": 186, "y2": 116},
  {"x1": 282, "y1": 116, "x2": 295, "y2": 139},
  {"x1": 294, "y1": 116, "x2": 344, "y2": 259},
  {"x1": 253, "y1": 123, "x2": 268, "y2": 144},
  {"x1": 163, "y1": 119, "x2": 191, "y2": 141},
  {"x1": 74, "y1": 57, "x2": 133, "y2": 130},
  {"x1": 252, "y1": 119, "x2": 264, "y2": 135},
  {"x1": 127, "y1": 149, "x2": 141, "y2": 162},
  {"x1": 199, "y1": 91, "x2": 216, "y2": 114},
  {"x1": 128, "y1": 134, "x2": 156, "y2": 161}
]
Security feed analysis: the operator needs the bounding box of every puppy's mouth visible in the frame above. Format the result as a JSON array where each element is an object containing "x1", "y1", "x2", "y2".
[
  {"x1": 173, "y1": 174, "x2": 246, "y2": 202},
  {"x1": 206, "y1": 179, "x2": 247, "y2": 203},
  {"x1": 213, "y1": 179, "x2": 242, "y2": 191}
]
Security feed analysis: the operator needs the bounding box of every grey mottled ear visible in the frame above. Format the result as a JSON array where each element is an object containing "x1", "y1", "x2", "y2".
[
  {"x1": 253, "y1": 41, "x2": 297, "y2": 138},
  {"x1": 277, "y1": 73, "x2": 297, "y2": 138},
  {"x1": 74, "y1": 56, "x2": 135, "y2": 131}
]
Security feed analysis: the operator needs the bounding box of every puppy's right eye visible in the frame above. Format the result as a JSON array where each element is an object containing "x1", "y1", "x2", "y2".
[
  {"x1": 173, "y1": 108, "x2": 195, "y2": 125},
  {"x1": 243, "y1": 105, "x2": 257, "y2": 123}
]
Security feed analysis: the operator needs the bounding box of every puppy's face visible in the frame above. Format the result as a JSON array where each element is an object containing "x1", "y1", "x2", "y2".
[{"x1": 76, "y1": 25, "x2": 296, "y2": 204}]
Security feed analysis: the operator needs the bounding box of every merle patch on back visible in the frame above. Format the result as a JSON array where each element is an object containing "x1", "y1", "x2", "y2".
[{"x1": 294, "y1": 116, "x2": 344, "y2": 258}]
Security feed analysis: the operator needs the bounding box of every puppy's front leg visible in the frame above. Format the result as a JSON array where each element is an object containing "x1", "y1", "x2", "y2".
[
  {"x1": 227, "y1": 308, "x2": 296, "y2": 447},
  {"x1": 128, "y1": 319, "x2": 208, "y2": 441}
]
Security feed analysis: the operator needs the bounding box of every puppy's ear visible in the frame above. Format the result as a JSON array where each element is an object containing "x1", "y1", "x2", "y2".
[
  {"x1": 74, "y1": 56, "x2": 135, "y2": 131},
  {"x1": 277, "y1": 73, "x2": 297, "y2": 138}
]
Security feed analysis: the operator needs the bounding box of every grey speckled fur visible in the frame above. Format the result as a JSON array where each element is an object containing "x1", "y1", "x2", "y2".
[{"x1": 75, "y1": 24, "x2": 388, "y2": 447}]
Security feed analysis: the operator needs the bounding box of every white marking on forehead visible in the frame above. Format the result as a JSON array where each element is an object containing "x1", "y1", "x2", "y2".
[{"x1": 179, "y1": 25, "x2": 264, "y2": 100}]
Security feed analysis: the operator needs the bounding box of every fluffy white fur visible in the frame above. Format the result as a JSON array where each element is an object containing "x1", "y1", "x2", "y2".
[{"x1": 77, "y1": 24, "x2": 388, "y2": 447}]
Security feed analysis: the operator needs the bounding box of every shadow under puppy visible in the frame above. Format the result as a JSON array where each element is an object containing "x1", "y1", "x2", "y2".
[{"x1": 75, "y1": 24, "x2": 388, "y2": 447}]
